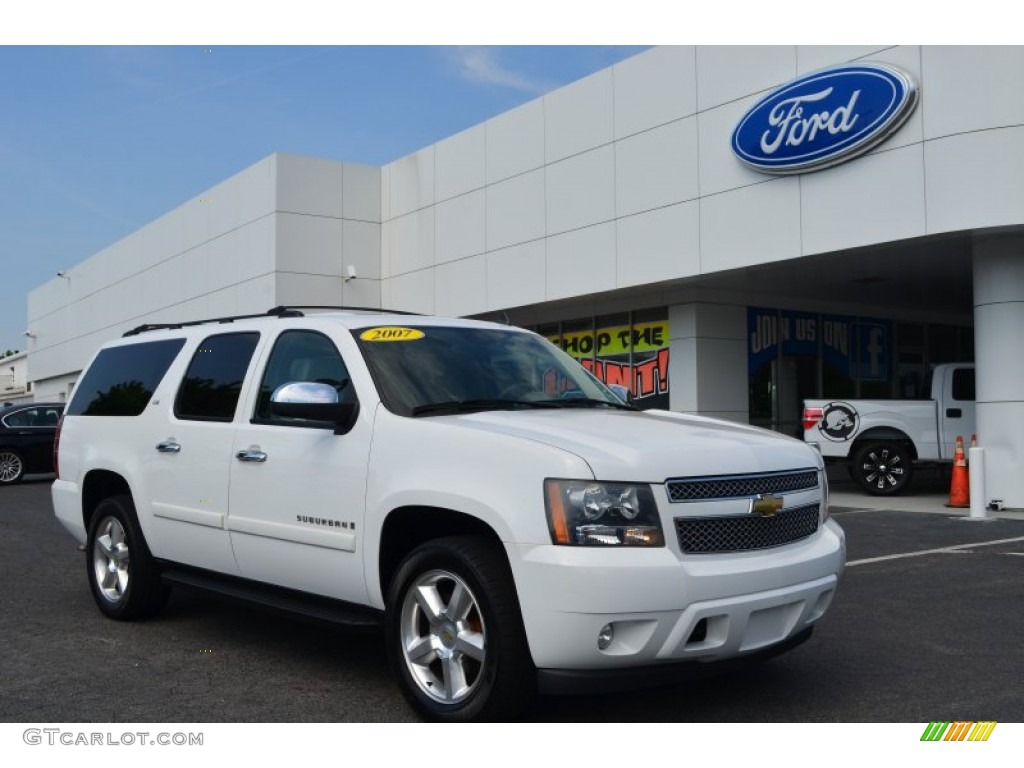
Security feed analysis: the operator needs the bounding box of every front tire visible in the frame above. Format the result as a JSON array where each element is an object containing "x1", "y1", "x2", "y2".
[
  {"x1": 86, "y1": 495, "x2": 169, "y2": 620},
  {"x1": 0, "y1": 449, "x2": 25, "y2": 485},
  {"x1": 852, "y1": 441, "x2": 913, "y2": 496},
  {"x1": 386, "y1": 536, "x2": 535, "y2": 721}
]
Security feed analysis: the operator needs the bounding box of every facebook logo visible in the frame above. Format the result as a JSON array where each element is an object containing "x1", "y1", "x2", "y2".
[{"x1": 858, "y1": 321, "x2": 889, "y2": 381}]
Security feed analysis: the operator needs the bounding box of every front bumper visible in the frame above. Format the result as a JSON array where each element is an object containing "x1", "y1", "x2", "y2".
[
  {"x1": 508, "y1": 518, "x2": 845, "y2": 671},
  {"x1": 537, "y1": 626, "x2": 815, "y2": 696}
]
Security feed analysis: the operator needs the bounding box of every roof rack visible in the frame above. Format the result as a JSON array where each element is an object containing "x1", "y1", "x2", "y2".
[{"x1": 121, "y1": 305, "x2": 422, "y2": 337}]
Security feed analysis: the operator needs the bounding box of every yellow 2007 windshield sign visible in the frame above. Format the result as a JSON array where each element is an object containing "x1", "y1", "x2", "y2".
[{"x1": 359, "y1": 327, "x2": 425, "y2": 342}]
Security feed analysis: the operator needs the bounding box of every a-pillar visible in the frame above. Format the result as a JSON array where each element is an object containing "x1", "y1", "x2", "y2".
[
  {"x1": 668, "y1": 303, "x2": 748, "y2": 423},
  {"x1": 973, "y1": 233, "x2": 1024, "y2": 509}
]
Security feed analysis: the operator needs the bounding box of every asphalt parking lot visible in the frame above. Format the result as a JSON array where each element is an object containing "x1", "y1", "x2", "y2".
[{"x1": 2, "y1": 476, "x2": 1022, "y2": 722}]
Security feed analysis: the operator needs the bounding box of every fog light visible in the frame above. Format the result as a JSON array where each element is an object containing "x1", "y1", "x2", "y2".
[{"x1": 597, "y1": 623, "x2": 614, "y2": 650}]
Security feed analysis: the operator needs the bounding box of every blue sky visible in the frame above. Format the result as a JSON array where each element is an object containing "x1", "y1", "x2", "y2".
[{"x1": 0, "y1": 45, "x2": 648, "y2": 356}]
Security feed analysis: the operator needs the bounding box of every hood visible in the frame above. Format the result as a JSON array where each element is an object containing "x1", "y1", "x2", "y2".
[{"x1": 445, "y1": 408, "x2": 821, "y2": 482}]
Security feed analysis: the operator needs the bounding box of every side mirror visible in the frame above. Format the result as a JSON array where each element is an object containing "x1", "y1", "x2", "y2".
[
  {"x1": 607, "y1": 384, "x2": 633, "y2": 404},
  {"x1": 269, "y1": 382, "x2": 359, "y2": 435}
]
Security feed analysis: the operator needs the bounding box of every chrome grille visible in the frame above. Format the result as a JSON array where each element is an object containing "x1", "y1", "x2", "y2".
[
  {"x1": 665, "y1": 469, "x2": 818, "y2": 502},
  {"x1": 675, "y1": 503, "x2": 820, "y2": 554}
]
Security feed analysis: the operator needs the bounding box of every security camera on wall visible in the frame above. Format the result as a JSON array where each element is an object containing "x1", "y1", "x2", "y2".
[{"x1": 344, "y1": 265, "x2": 357, "y2": 282}]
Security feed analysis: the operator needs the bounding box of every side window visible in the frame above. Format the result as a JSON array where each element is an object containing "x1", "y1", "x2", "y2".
[
  {"x1": 254, "y1": 330, "x2": 354, "y2": 427},
  {"x1": 3, "y1": 408, "x2": 36, "y2": 427},
  {"x1": 952, "y1": 368, "x2": 975, "y2": 402},
  {"x1": 67, "y1": 339, "x2": 186, "y2": 417},
  {"x1": 175, "y1": 332, "x2": 260, "y2": 422}
]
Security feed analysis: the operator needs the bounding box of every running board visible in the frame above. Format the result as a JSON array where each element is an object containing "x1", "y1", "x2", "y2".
[{"x1": 160, "y1": 565, "x2": 383, "y2": 631}]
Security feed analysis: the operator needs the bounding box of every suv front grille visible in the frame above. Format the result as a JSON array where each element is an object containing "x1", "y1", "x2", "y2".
[
  {"x1": 674, "y1": 503, "x2": 820, "y2": 554},
  {"x1": 665, "y1": 469, "x2": 818, "y2": 502}
]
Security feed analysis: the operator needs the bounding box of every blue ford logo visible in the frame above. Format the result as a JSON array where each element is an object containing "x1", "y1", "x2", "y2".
[{"x1": 731, "y1": 63, "x2": 918, "y2": 174}]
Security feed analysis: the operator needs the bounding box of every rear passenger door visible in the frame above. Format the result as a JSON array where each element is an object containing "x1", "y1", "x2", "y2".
[
  {"x1": 144, "y1": 332, "x2": 261, "y2": 574},
  {"x1": 227, "y1": 329, "x2": 371, "y2": 604}
]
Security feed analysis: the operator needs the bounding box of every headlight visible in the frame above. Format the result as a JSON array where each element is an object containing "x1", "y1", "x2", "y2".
[{"x1": 544, "y1": 479, "x2": 664, "y2": 546}]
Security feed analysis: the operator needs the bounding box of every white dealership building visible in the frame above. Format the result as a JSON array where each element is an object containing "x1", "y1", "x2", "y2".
[{"x1": 25, "y1": 46, "x2": 1024, "y2": 506}]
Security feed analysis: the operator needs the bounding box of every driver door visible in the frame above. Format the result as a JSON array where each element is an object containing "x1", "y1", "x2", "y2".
[{"x1": 227, "y1": 329, "x2": 370, "y2": 604}]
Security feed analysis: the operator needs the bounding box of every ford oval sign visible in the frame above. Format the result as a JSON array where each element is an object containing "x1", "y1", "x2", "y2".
[{"x1": 731, "y1": 63, "x2": 918, "y2": 175}]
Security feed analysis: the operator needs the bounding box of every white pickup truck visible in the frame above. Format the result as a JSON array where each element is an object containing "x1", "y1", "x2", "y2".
[{"x1": 803, "y1": 363, "x2": 975, "y2": 495}]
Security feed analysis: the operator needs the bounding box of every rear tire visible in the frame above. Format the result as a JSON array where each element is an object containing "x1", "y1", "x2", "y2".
[
  {"x1": 852, "y1": 441, "x2": 913, "y2": 496},
  {"x1": 386, "y1": 536, "x2": 535, "y2": 721},
  {"x1": 86, "y1": 495, "x2": 169, "y2": 620},
  {"x1": 0, "y1": 449, "x2": 25, "y2": 485}
]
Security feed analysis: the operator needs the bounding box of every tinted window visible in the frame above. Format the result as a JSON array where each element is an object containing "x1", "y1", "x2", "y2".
[
  {"x1": 3, "y1": 407, "x2": 61, "y2": 428},
  {"x1": 254, "y1": 331, "x2": 353, "y2": 427},
  {"x1": 175, "y1": 333, "x2": 259, "y2": 421},
  {"x1": 68, "y1": 339, "x2": 186, "y2": 416},
  {"x1": 952, "y1": 368, "x2": 975, "y2": 402}
]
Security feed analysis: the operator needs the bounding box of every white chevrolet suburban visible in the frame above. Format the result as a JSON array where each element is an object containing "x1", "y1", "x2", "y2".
[{"x1": 53, "y1": 307, "x2": 846, "y2": 721}]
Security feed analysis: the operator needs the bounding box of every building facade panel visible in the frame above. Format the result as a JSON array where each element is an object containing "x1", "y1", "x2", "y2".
[
  {"x1": 435, "y1": 189, "x2": 486, "y2": 265},
  {"x1": 799, "y1": 143, "x2": 927, "y2": 256},
  {"x1": 485, "y1": 240, "x2": 547, "y2": 311},
  {"x1": 543, "y1": 68, "x2": 613, "y2": 163},
  {"x1": 484, "y1": 169, "x2": 546, "y2": 251},
  {"x1": 434, "y1": 124, "x2": 486, "y2": 202},
  {"x1": 615, "y1": 201, "x2": 700, "y2": 289},
  {"x1": 612, "y1": 45, "x2": 697, "y2": 140},
  {"x1": 484, "y1": 98, "x2": 545, "y2": 185},
  {"x1": 544, "y1": 145, "x2": 615, "y2": 235},
  {"x1": 388, "y1": 146, "x2": 435, "y2": 218},
  {"x1": 545, "y1": 222, "x2": 616, "y2": 302},
  {"x1": 695, "y1": 46, "x2": 797, "y2": 112},
  {"x1": 924, "y1": 127, "x2": 1024, "y2": 234},
  {"x1": 699, "y1": 177, "x2": 801, "y2": 272},
  {"x1": 795, "y1": 45, "x2": 892, "y2": 74},
  {"x1": 921, "y1": 46, "x2": 1024, "y2": 140},
  {"x1": 614, "y1": 117, "x2": 699, "y2": 217},
  {"x1": 435, "y1": 255, "x2": 488, "y2": 318}
]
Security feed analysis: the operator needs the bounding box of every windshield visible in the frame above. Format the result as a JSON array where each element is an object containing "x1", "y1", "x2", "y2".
[{"x1": 353, "y1": 325, "x2": 628, "y2": 417}]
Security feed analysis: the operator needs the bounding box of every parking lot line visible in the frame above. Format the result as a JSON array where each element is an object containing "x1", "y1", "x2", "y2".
[{"x1": 846, "y1": 535, "x2": 1024, "y2": 567}]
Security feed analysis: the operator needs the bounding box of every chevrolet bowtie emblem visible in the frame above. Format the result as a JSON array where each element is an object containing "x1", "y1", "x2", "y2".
[{"x1": 751, "y1": 493, "x2": 784, "y2": 517}]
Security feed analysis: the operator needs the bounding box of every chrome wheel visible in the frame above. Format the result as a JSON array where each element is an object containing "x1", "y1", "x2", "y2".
[
  {"x1": 0, "y1": 450, "x2": 24, "y2": 484},
  {"x1": 92, "y1": 516, "x2": 130, "y2": 604},
  {"x1": 853, "y1": 441, "x2": 912, "y2": 496},
  {"x1": 399, "y1": 568, "x2": 486, "y2": 705}
]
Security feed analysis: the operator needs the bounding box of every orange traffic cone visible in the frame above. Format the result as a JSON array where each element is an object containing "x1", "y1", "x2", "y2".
[{"x1": 947, "y1": 435, "x2": 969, "y2": 508}]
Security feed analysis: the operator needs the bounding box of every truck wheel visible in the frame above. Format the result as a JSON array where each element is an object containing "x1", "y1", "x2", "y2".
[
  {"x1": 852, "y1": 441, "x2": 913, "y2": 496},
  {"x1": 86, "y1": 495, "x2": 169, "y2": 620},
  {"x1": 386, "y1": 536, "x2": 535, "y2": 721}
]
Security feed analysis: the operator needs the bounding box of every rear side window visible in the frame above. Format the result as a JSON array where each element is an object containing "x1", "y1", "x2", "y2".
[
  {"x1": 175, "y1": 332, "x2": 259, "y2": 421},
  {"x1": 67, "y1": 339, "x2": 186, "y2": 416},
  {"x1": 3, "y1": 407, "x2": 61, "y2": 427},
  {"x1": 952, "y1": 368, "x2": 975, "y2": 402}
]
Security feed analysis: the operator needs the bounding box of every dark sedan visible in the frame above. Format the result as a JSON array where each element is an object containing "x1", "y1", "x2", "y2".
[{"x1": 0, "y1": 402, "x2": 64, "y2": 485}]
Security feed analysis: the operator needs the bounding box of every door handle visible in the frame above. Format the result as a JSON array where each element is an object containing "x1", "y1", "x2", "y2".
[
  {"x1": 946, "y1": 408, "x2": 962, "y2": 418},
  {"x1": 156, "y1": 440, "x2": 181, "y2": 453},
  {"x1": 235, "y1": 448, "x2": 267, "y2": 463}
]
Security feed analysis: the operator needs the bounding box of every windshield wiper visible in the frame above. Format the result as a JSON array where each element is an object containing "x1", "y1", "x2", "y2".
[
  {"x1": 411, "y1": 399, "x2": 562, "y2": 417},
  {"x1": 532, "y1": 397, "x2": 637, "y2": 411}
]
